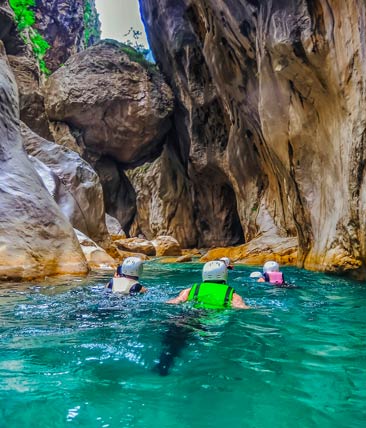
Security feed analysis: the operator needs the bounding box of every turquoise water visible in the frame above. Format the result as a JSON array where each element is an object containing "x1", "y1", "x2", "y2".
[{"x1": 0, "y1": 263, "x2": 365, "y2": 428}]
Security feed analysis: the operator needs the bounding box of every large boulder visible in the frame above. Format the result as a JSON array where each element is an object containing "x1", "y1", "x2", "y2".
[
  {"x1": 140, "y1": 0, "x2": 366, "y2": 276},
  {"x1": 0, "y1": 41, "x2": 87, "y2": 280},
  {"x1": 152, "y1": 235, "x2": 182, "y2": 257},
  {"x1": 21, "y1": 122, "x2": 110, "y2": 247},
  {"x1": 114, "y1": 238, "x2": 156, "y2": 256},
  {"x1": 44, "y1": 40, "x2": 175, "y2": 165}
]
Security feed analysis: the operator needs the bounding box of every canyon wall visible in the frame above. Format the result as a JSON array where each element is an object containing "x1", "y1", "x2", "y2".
[{"x1": 139, "y1": 0, "x2": 366, "y2": 276}]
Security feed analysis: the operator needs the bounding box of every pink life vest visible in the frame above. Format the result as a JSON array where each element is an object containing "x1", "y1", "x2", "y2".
[{"x1": 267, "y1": 271, "x2": 284, "y2": 285}]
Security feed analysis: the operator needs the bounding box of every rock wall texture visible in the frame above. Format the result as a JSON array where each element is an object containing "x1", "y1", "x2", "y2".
[
  {"x1": 34, "y1": 0, "x2": 100, "y2": 71},
  {"x1": 140, "y1": 0, "x2": 366, "y2": 276},
  {"x1": 21, "y1": 122, "x2": 110, "y2": 246},
  {"x1": 0, "y1": 41, "x2": 88, "y2": 280}
]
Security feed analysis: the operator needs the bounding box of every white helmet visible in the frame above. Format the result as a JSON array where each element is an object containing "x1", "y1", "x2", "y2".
[
  {"x1": 122, "y1": 257, "x2": 143, "y2": 278},
  {"x1": 263, "y1": 261, "x2": 280, "y2": 273},
  {"x1": 249, "y1": 271, "x2": 264, "y2": 279},
  {"x1": 219, "y1": 257, "x2": 231, "y2": 267},
  {"x1": 202, "y1": 261, "x2": 228, "y2": 283}
]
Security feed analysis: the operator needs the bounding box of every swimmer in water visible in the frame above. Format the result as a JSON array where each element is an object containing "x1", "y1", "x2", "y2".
[
  {"x1": 106, "y1": 257, "x2": 147, "y2": 295},
  {"x1": 167, "y1": 260, "x2": 249, "y2": 309}
]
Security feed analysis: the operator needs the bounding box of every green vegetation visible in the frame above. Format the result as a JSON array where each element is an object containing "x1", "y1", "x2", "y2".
[
  {"x1": 121, "y1": 44, "x2": 157, "y2": 73},
  {"x1": 9, "y1": 0, "x2": 35, "y2": 30},
  {"x1": 83, "y1": 0, "x2": 100, "y2": 46},
  {"x1": 9, "y1": 0, "x2": 51, "y2": 75}
]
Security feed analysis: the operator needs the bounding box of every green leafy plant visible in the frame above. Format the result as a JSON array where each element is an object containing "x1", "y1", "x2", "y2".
[
  {"x1": 83, "y1": 0, "x2": 100, "y2": 46},
  {"x1": 9, "y1": 0, "x2": 51, "y2": 75},
  {"x1": 9, "y1": 0, "x2": 36, "y2": 30}
]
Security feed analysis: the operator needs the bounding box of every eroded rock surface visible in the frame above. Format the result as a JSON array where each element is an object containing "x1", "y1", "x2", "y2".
[
  {"x1": 140, "y1": 0, "x2": 366, "y2": 276},
  {"x1": 21, "y1": 122, "x2": 110, "y2": 246},
  {"x1": 200, "y1": 236, "x2": 298, "y2": 267},
  {"x1": 74, "y1": 229, "x2": 115, "y2": 270},
  {"x1": 0, "y1": 42, "x2": 88, "y2": 280},
  {"x1": 34, "y1": 0, "x2": 100, "y2": 72},
  {"x1": 44, "y1": 40, "x2": 175, "y2": 165}
]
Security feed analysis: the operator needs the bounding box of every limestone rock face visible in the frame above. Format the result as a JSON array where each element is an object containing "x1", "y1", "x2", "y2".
[
  {"x1": 127, "y1": 144, "x2": 198, "y2": 247},
  {"x1": 74, "y1": 229, "x2": 115, "y2": 270},
  {"x1": 106, "y1": 214, "x2": 126, "y2": 240},
  {"x1": 140, "y1": 0, "x2": 366, "y2": 276},
  {"x1": 21, "y1": 122, "x2": 109, "y2": 246},
  {"x1": 94, "y1": 157, "x2": 136, "y2": 233},
  {"x1": 200, "y1": 236, "x2": 298, "y2": 267},
  {"x1": 44, "y1": 40, "x2": 175, "y2": 165},
  {"x1": 7, "y1": 55, "x2": 51, "y2": 139},
  {"x1": 0, "y1": 42, "x2": 88, "y2": 280},
  {"x1": 34, "y1": 0, "x2": 100, "y2": 72}
]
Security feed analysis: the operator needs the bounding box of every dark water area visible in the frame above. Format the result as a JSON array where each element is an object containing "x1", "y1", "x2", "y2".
[{"x1": 0, "y1": 262, "x2": 365, "y2": 427}]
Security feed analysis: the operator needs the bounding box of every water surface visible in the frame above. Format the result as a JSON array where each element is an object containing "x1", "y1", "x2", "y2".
[{"x1": 0, "y1": 263, "x2": 365, "y2": 428}]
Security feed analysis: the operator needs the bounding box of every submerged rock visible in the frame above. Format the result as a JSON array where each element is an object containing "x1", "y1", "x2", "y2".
[
  {"x1": 44, "y1": 40, "x2": 174, "y2": 165},
  {"x1": 0, "y1": 42, "x2": 88, "y2": 280}
]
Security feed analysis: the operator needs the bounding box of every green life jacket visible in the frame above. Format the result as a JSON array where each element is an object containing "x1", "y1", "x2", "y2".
[{"x1": 187, "y1": 282, "x2": 234, "y2": 309}]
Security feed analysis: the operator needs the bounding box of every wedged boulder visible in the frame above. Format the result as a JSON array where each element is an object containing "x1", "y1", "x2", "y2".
[
  {"x1": 200, "y1": 235, "x2": 298, "y2": 267},
  {"x1": 0, "y1": 41, "x2": 88, "y2": 281},
  {"x1": 106, "y1": 214, "x2": 126, "y2": 240},
  {"x1": 152, "y1": 236, "x2": 182, "y2": 257},
  {"x1": 114, "y1": 238, "x2": 156, "y2": 256},
  {"x1": 74, "y1": 229, "x2": 115, "y2": 270},
  {"x1": 21, "y1": 122, "x2": 110, "y2": 246},
  {"x1": 44, "y1": 40, "x2": 174, "y2": 165}
]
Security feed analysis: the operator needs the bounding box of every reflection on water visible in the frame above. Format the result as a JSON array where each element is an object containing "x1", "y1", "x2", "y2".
[{"x1": 0, "y1": 263, "x2": 365, "y2": 428}]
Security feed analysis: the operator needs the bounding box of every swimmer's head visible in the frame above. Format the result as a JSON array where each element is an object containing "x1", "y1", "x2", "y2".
[
  {"x1": 263, "y1": 261, "x2": 280, "y2": 273},
  {"x1": 249, "y1": 271, "x2": 264, "y2": 279},
  {"x1": 121, "y1": 257, "x2": 144, "y2": 278},
  {"x1": 202, "y1": 260, "x2": 228, "y2": 283}
]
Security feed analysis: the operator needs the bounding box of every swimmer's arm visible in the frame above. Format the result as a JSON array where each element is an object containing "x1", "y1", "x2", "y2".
[
  {"x1": 166, "y1": 288, "x2": 191, "y2": 304},
  {"x1": 231, "y1": 293, "x2": 250, "y2": 309}
]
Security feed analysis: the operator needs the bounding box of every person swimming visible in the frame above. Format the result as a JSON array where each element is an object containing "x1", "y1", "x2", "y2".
[
  {"x1": 167, "y1": 260, "x2": 249, "y2": 309},
  {"x1": 249, "y1": 261, "x2": 295, "y2": 287},
  {"x1": 106, "y1": 257, "x2": 147, "y2": 295}
]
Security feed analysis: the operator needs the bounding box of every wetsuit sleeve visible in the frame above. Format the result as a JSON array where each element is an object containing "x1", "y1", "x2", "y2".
[
  {"x1": 107, "y1": 279, "x2": 113, "y2": 289},
  {"x1": 264, "y1": 272, "x2": 270, "y2": 282},
  {"x1": 129, "y1": 283, "x2": 142, "y2": 294}
]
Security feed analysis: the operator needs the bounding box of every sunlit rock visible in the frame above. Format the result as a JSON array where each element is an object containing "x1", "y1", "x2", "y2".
[{"x1": 0, "y1": 41, "x2": 87, "y2": 281}]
